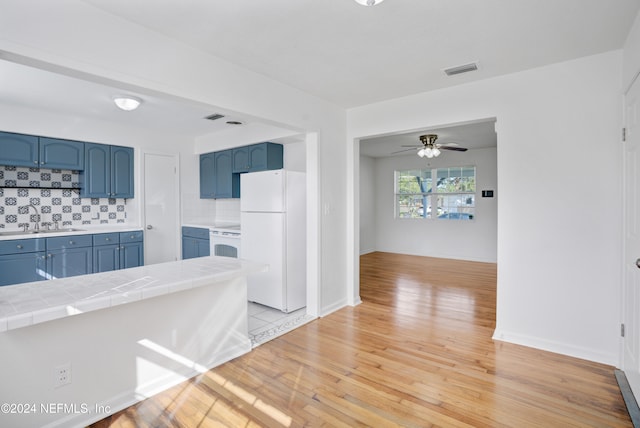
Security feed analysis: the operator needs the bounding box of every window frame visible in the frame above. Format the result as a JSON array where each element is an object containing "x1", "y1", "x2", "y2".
[{"x1": 395, "y1": 165, "x2": 476, "y2": 221}]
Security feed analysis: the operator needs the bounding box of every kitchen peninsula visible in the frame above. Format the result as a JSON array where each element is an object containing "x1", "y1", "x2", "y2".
[{"x1": 0, "y1": 255, "x2": 265, "y2": 428}]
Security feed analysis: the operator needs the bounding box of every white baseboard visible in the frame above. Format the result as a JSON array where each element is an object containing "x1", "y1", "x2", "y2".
[{"x1": 493, "y1": 329, "x2": 617, "y2": 366}]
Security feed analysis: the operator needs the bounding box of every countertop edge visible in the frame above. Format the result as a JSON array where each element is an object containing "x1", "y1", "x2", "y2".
[{"x1": 0, "y1": 257, "x2": 266, "y2": 333}]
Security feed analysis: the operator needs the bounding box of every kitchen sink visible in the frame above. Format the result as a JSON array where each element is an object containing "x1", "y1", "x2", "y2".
[{"x1": 0, "y1": 228, "x2": 86, "y2": 237}]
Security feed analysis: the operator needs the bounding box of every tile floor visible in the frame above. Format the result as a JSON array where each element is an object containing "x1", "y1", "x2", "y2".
[{"x1": 248, "y1": 302, "x2": 315, "y2": 347}]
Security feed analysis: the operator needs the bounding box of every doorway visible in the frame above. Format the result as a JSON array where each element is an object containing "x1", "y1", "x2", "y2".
[
  {"x1": 622, "y1": 75, "x2": 640, "y2": 400},
  {"x1": 143, "y1": 152, "x2": 180, "y2": 265}
]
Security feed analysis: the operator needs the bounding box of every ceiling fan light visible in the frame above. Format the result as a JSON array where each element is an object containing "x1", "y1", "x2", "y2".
[
  {"x1": 113, "y1": 96, "x2": 142, "y2": 111},
  {"x1": 417, "y1": 148, "x2": 425, "y2": 157},
  {"x1": 432, "y1": 147, "x2": 441, "y2": 157},
  {"x1": 424, "y1": 147, "x2": 433, "y2": 158},
  {"x1": 354, "y1": 0, "x2": 385, "y2": 5}
]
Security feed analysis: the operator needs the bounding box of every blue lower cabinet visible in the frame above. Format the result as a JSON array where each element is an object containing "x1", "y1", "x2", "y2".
[
  {"x1": 45, "y1": 235, "x2": 93, "y2": 279},
  {"x1": 0, "y1": 238, "x2": 47, "y2": 286},
  {"x1": 0, "y1": 231, "x2": 144, "y2": 285},
  {"x1": 93, "y1": 233, "x2": 120, "y2": 273},
  {"x1": 0, "y1": 251, "x2": 47, "y2": 286},
  {"x1": 182, "y1": 227, "x2": 210, "y2": 259},
  {"x1": 93, "y1": 244, "x2": 120, "y2": 273},
  {"x1": 93, "y1": 232, "x2": 144, "y2": 272},
  {"x1": 121, "y1": 242, "x2": 144, "y2": 269},
  {"x1": 47, "y1": 247, "x2": 92, "y2": 279}
]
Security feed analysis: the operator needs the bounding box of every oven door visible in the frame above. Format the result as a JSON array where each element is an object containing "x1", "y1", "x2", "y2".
[{"x1": 210, "y1": 231, "x2": 241, "y2": 258}]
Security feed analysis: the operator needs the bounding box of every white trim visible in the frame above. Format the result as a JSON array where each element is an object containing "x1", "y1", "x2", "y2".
[
  {"x1": 493, "y1": 329, "x2": 617, "y2": 366},
  {"x1": 306, "y1": 132, "x2": 321, "y2": 318}
]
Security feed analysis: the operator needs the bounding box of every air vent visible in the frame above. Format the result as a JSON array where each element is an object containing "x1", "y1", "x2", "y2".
[
  {"x1": 204, "y1": 113, "x2": 225, "y2": 121},
  {"x1": 443, "y1": 62, "x2": 479, "y2": 76}
]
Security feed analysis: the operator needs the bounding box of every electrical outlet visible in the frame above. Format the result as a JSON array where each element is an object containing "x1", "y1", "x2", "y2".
[{"x1": 54, "y1": 363, "x2": 71, "y2": 388}]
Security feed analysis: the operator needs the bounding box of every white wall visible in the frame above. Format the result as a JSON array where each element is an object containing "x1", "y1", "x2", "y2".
[
  {"x1": 348, "y1": 50, "x2": 623, "y2": 365},
  {"x1": 373, "y1": 147, "x2": 497, "y2": 262},
  {"x1": 0, "y1": 0, "x2": 348, "y2": 317},
  {"x1": 359, "y1": 154, "x2": 376, "y2": 254}
]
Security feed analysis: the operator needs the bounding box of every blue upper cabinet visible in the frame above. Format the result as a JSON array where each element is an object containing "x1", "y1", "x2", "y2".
[
  {"x1": 232, "y1": 146, "x2": 249, "y2": 173},
  {"x1": 81, "y1": 143, "x2": 134, "y2": 198},
  {"x1": 200, "y1": 150, "x2": 239, "y2": 199},
  {"x1": 0, "y1": 132, "x2": 84, "y2": 170},
  {"x1": 200, "y1": 152, "x2": 216, "y2": 198},
  {"x1": 39, "y1": 138, "x2": 84, "y2": 170},
  {"x1": 248, "y1": 142, "x2": 283, "y2": 172},
  {"x1": 214, "y1": 150, "x2": 239, "y2": 199},
  {"x1": 111, "y1": 145, "x2": 134, "y2": 198},
  {"x1": 82, "y1": 143, "x2": 110, "y2": 197},
  {"x1": 201, "y1": 142, "x2": 282, "y2": 199},
  {"x1": 232, "y1": 142, "x2": 283, "y2": 173},
  {"x1": 0, "y1": 131, "x2": 39, "y2": 167}
]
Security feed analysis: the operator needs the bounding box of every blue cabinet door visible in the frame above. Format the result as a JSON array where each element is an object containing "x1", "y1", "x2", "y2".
[
  {"x1": 119, "y1": 231, "x2": 144, "y2": 269},
  {"x1": 111, "y1": 145, "x2": 134, "y2": 198},
  {"x1": 93, "y1": 244, "x2": 120, "y2": 273},
  {"x1": 120, "y1": 242, "x2": 143, "y2": 269},
  {"x1": 232, "y1": 146, "x2": 249, "y2": 173},
  {"x1": 0, "y1": 252, "x2": 47, "y2": 286},
  {"x1": 81, "y1": 143, "x2": 110, "y2": 197},
  {"x1": 47, "y1": 247, "x2": 93, "y2": 279},
  {"x1": 200, "y1": 153, "x2": 216, "y2": 198},
  {"x1": 182, "y1": 236, "x2": 210, "y2": 259},
  {"x1": 39, "y1": 138, "x2": 84, "y2": 170},
  {"x1": 0, "y1": 131, "x2": 39, "y2": 167},
  {"x1": 247, "y1": 143, "x2": 283, "y2": 172},
  {"x1": 214, "y1": 150, "x2": 239, "y2": 198}
]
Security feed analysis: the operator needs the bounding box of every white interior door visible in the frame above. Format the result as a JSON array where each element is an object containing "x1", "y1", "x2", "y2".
[
  {"x1": 623, "y1": 76, "x2": 640, "y2": 397},
  {"x1": 144, "y1": 152, "x2": 179, "y2": 265}
]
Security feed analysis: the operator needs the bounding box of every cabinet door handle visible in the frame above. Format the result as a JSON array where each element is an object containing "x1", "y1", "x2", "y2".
[
  {"x1": 40, "y1": 161, "x2": 45, "y2": 165},
  {"x1": 69, "y1": 240, "x2": 75, "y2": 245},
  {"x1": 33, "y1": 160, "x2": 38, "y2": 165},
  {"x1": 16, "y1": 245, "x2": 23, "y2": 249},
  {"x1": 106, "y1": 238, "x2": 111, "y2": 241},
  {"x1": 41, "y1": 255, "x2": 46, "y2": 260}
]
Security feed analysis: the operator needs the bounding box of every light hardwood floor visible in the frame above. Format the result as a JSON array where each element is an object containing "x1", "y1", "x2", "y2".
[{"x1": 91, "y1": 252, "x2": 631, "y2": 427}]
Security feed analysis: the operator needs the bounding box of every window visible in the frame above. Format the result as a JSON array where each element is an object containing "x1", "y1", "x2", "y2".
[{"x1": 396, "y1": 166, "x2": 476, "y2": 220}]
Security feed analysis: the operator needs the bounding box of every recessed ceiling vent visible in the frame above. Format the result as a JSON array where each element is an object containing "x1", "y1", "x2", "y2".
[
  {"x1": 443, "y1": 62, "x2": 479, "y2": 76},
  {"x1": 204, "y1": 113, "x2": 225, "y2": 121}
]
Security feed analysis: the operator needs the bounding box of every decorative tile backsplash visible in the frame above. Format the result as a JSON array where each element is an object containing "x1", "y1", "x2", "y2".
[
  {"x1": 0, "y1": 188, "x2": 127, "y2": 230},
  {"x1": 0, "y1": 165, "x2": 80, "y2": 189}
]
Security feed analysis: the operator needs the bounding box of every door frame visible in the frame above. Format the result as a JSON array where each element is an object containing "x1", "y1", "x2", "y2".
[{"x1": 140, "y1": 150, "x2": 181, "y2": 264}]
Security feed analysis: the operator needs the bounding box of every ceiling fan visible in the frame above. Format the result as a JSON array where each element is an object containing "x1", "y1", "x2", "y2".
[{"x1": 392, "y1": 134, "x2": 468, "y2": 158}]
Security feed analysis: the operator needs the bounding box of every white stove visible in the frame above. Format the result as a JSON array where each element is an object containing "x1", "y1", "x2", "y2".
[{"x1": 210, "y1": 224, "x2": 241, "y2": 258}]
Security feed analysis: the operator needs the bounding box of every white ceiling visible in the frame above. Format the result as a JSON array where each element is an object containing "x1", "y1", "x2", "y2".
[
  {"x1": 1, "y1": 1, "x2": 638, "y2": 153},
  {"x1": 82, "y1": 0, "x2": 640, "y2": 108}
]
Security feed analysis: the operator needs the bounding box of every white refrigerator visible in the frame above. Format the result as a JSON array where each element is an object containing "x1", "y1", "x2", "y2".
[{"x1": 240, "y1": 169, "x2": 306, "y2": 312}]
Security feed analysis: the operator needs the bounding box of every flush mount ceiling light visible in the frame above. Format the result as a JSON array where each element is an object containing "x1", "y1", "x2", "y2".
[
  {"x1": 113, "y1": 96, "x2": 142, "y2": 111},
  {"x1": 354, "y1": 0, "x2": 385, "y2": 5}
]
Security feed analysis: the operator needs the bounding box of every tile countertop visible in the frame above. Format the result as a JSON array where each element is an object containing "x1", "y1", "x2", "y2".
[
  {"x1": 0, "y1": 224, "x2": 144, "y2": 241},
  {"x1": 0, "y1": 256, "x2": 266, "y2": 332}
]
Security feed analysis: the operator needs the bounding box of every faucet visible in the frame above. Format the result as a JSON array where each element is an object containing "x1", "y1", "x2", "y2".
[{"x1": 27, "y1": 204, "x2": 41, "y2": 232}]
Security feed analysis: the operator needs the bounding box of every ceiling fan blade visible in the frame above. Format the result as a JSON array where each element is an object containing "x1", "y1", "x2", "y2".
[
  {"x1": 440, "y1": 146, "x2": 468, "y2": 152},
  {"x1": 400, "y1": 145, "x2": 421, "y2": 148},
  {"x1": 390, "y1": 147, "x2": 418, "y2": 154}
]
